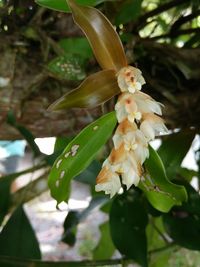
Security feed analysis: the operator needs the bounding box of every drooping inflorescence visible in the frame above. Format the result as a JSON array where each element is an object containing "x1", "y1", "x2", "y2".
[{"x1": 95, "y1": 66, "x2": 168, "y2": 197}]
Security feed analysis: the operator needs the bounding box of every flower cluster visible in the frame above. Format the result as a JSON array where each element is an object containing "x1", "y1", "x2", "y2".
[{"x1": 95, "y1": 66, "x2": 168, "y2": 197}]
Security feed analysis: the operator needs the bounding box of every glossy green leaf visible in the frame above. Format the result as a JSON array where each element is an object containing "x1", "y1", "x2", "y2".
[
  {"x1": 36, "y1": 0, "x2": 106, "y2": 12},
  {"x1": 110, "y1": 190, "x2": 148, "y2": 267},
  {"x1": 115, "y1": 0, "x2": 142, "y2": 26},
  {"x1": 59, "y1": 37, "x2": 93, "y2": 59},
  {"x1": 0, "y1": 205, "x2": 41, "y2": 259},
  {"x1": 139, "y1": 146, "x2": 187, "y2": 213},
  {"x1": 158, "y1": 131, "x2": 195, "y2": 178},
  {"x1": 48, "y1": 112, "x2": 117, "y2": 203},
  {"x1": 68, "y1": 0, "x2": 127, "y2": 71},
  {"x1": 47, "y1": 54, "x2": 86, "y2": 81},
  {"x1": 93, "y1": 221, "x2": 115, "y2": 260},
  {"x1": 48, "y1": 70, "x2": 119, "y2": 111},
  {"x1": 163, "y1": 183, "x2": 200, "y2": 250}
]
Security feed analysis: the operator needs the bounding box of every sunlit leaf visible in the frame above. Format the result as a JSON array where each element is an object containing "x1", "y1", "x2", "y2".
[
  {"x1": 0, "y1": 206, "x2": 41, "y2": 259},
  {"x1": 47, "y1": 54, "x2": 86, "y2": 81},
  {"x1": 93, "y1": 221, "x2": 115, "y2": 260},
  {"x1": 36, "y1": 0, "x2": 106, "y2": 12},
  {"x1": 68, "y1": 0, "x2": 127, "y2": 71},
  {"x1": 48, "y1": 112, "x2": 117, "y2": 203},
  {"x1": 139, "y1": 146, "x2": 188, "y2": 213},
  {"x1": 48, "y1": 70, "x2": 119, "y2": 111},
  {"x1": 110, "y1": 190, "x2": 148, "y2": 267}
]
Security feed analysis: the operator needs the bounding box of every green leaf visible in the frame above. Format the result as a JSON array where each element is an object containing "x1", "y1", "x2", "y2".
[
  {"x1": 62, "y1": 196, "x2": 107, "y2": 246},
  {"x1": 177, "y1": 167, "x2": 198, "y2": 182},
  {"x1": 36, "y1": 0, "x2": 106, "y2": 12},
  {"x1": 7, "y1": 111, "x2": 41, "y2": 157},
  {"x1": 45, "y1": 137, "x2": 73, "y2": 166},
  {"x1": 68, "y1": 0, "x2": 127, "y2": 71},
  {"x1": 158, "y1": 131, "x2": 195, "y2": 178},
  {"x1": 0, "y1": 205, "x2": 41, "y2": 259},
  {"x1": 48, "y1": 70, "x2": 119, "y2": 111},
  {"x1": 115, "y1": 0, "x2": 142, "y2": 26},
  {"x1": 149, "y1": 248, "x2": 172, "y2": 267},
  {"x1": 93, "y1": 221, "x2": 115, "y2": 260},
  {"x1": 59, "y1": 37, "x2": 93, "y2": 59},
  {"x1": 146, "y1": 217, "x2": 166, "y2": 251},
  {"x1": 47, "y1": 54, "x2": 86, "y2": 81},
  {"x1": 139, "y1": 146, "x2": 188, "y2": 213},
  {"x1": 48, "y1": 112, "x2": 117, "y2": 203},
  {"x1": 163, "y1": 183, "x2": 200, "y2": 250},
  {"x1": 0, "y1": 179, "x2": 11, "y2": 226},
  {"x1": 110, "y1": 190, "x2": 148, "y2": 267},
  {"x1": 75, "y1": 160, "x2": 101, "y2": 185},
  {"x1": 62, "y1": 211, "x2": 79, "y2": 246}
]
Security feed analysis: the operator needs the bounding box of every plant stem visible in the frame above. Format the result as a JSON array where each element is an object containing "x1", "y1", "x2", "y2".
[{"x1": 1, "y1": 162, "x2": 47, "y2": 182}]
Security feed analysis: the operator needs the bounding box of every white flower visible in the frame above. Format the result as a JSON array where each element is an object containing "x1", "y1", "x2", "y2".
[
  {"x1": 115, "y1": 93, "x2": 141, "y2": 123},
  {"x1": 134, "y1": 92, "x2": 163, "y2": 115},
  {"x1": 140, "y1": 113, "x2": 168, "y2": 140},
  {"x1": 95, "y1": 166, "x2": 121, "y2": 198},
  {"x1": 113, "y1": 119, "x2": 137, "y2": 149},
  {"x1": 121, "y1": 155, "x2": 141, "y2": 189},
  {"x1": 117, "y1": 66, "x2": 146, "y2": 93},
  {"x1": 133, "y1": 130, "x2": 149, "y2": 164},
  {"x1": 96, "y1": 64, "x2": 167, "y2": 198}
]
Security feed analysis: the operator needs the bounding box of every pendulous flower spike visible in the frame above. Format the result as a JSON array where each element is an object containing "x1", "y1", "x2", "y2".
[{"x1": 96, "y1": 66, "x2": 167, "y2": 197}]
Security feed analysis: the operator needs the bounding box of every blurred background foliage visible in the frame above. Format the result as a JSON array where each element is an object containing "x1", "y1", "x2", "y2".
[{"x1": 0, "y1": 0, "x2": 200, "y2": 266}]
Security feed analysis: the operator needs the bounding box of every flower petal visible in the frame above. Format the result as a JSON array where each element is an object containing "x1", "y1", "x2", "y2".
[
  {"x1": 68, "y1": 0, "x2": 127, "y2": 71},
  {"x1": 95, "y1": 166, "x2": 121, "y2": 198},
  {"x1": 48, "y1": 70, "x2": 120, "y2": 111}
]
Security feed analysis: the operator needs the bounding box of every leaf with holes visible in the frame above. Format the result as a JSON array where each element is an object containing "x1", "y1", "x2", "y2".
[
  {"x1": 48, "y1": 112, "x2": 117, "y2": 203},
  {"x1": 47, "y1": 54, "x2": 86, "y2": 81},
  {"x1": 139, "y1": 146, "x2": 187, "y2": 213}
]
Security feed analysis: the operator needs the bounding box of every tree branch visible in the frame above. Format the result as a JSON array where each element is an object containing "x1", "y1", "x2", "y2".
[
  {"x1": 149, "y1": 28, "x2": 200, "y2": 40},
  {"x1": 133, "y1": 0, "x2": 190, "y2": 30},
  {"x1": 0, "y1": 256, "x2": 126, "y2": 267},
  {"x1": 170, "y1": 10, "x2": 200, "y2": 34}
]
